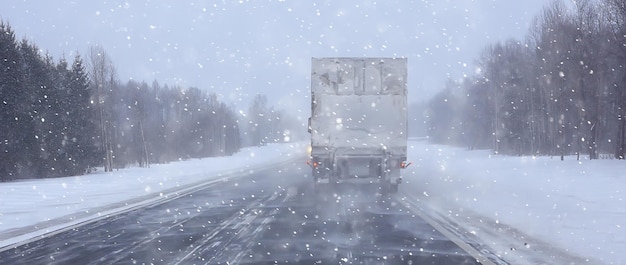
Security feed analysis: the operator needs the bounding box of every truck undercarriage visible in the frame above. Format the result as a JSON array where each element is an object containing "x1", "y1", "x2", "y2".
[{"x1": 310, "y1": 147, "x2": 405, "y2": 193}]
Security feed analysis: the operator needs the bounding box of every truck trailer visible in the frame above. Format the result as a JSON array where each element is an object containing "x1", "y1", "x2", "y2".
[{"x1": 307, "y1": 57, "x2": 409, "y2": 193}]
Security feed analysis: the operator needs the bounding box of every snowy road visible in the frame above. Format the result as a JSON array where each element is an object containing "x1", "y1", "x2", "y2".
[{"x1": 0, "y1": 159, "x2": 489, "y2": 264}]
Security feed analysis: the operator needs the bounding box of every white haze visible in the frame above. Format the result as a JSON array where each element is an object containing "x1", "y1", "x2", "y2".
[{"x1": 2, "y1": 0, "x2": 547, "y2": 110}]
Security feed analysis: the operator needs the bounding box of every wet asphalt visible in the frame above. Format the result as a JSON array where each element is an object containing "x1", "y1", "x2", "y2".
[{"x1": 0, "y1": 161, "x2": 482, "y2": 265}]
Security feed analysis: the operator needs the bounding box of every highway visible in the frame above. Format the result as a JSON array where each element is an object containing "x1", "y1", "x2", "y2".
[{"x1": 0, "y1": 160, "x2": 493, "y2": 264}]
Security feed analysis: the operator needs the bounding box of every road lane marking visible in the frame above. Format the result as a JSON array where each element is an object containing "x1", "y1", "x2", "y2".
[{"x1": 397, "y1": 193, "x2": 499, "y2": 265}]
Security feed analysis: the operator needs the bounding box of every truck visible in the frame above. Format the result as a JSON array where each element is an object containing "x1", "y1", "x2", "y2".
[{"x1": 307, "y1": 57, "x2": 409, "y2": 194}]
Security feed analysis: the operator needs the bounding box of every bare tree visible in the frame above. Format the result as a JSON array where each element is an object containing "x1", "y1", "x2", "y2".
[
  {"x1": 476, "y1": 39, "x2": 535, "y2": 155},
  {"x1": 602, "y1": 0, "x2": 626, "y2": 159},
  {"x1": 247, "y1": 94, "x2": 269, "y2": 146},
  {"x1": 571, "y1": 0, "x2": 604, "y2": 159},
  {"x1": 530, "y1": 1, "x2": 575, "y2": 159},
  {"x1": 88, "y1": 45, "x2": 116, "y2": 171}
]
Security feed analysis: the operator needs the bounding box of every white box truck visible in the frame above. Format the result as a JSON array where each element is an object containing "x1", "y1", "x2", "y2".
[{"x1": 307, "y1": 57, "x2": 409, "y2": 193}]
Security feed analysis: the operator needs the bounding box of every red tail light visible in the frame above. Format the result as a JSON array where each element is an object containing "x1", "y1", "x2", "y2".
[{"x1": 307, "y1": 160, "x2": 320, "y2": 168}]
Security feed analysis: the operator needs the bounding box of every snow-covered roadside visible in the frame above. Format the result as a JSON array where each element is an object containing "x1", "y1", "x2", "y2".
[
  {"x1": 401, "y1": 140, "x2": 626, "y2": 264},
  {"x1": 0, "y1": 142, "x2": 306, "y2": 248}
]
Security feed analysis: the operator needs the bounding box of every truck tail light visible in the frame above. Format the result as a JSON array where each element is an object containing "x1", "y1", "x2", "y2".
[{"x1": 306, "y1": 160, "x2": 320, "y2": 168}]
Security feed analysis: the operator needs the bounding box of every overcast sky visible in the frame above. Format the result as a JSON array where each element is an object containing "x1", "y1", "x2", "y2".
[{"x1": 2, "y1": 0, "x2": 551, "y2": 112}]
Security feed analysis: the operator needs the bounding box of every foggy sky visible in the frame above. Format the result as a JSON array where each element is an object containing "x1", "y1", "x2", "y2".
[{"x1": 2, "y1": 0, "x2": 549, "y2": 114}]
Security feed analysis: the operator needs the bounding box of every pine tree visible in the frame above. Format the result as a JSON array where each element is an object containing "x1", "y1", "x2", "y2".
[
  {"x1": 0, "y1": 21, "x2": 23, "y2": 181},
  {"x1": 64, "y1": 55, "x2": 97, "y2": 175}
]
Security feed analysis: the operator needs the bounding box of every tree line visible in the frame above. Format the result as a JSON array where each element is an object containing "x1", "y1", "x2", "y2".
[
  {"x1": 1, "y1": 21, "x2": 297, "y2": 181},
  {"x1": 427, "y1": 0, "x2": 626, "y2": 160},
  {"x1": 1, "y1": 22, "x2": 96, "y2": 180}
]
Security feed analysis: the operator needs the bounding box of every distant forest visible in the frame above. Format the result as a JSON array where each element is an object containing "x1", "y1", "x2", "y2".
[
  {"x1": 427, "y1": 0, "x2": 626, "y2": 159},
  {"x1": 0, "y1": 22, "x2": 296, "y2": 181}
]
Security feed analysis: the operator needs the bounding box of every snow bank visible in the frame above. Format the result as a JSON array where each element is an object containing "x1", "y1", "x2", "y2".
[
  {"x1": 0, "y1": 142, "x2": 306, "y2": 243},
  {"x1": 402, "y1": 140, "x2": 626, "y2": 264}
]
